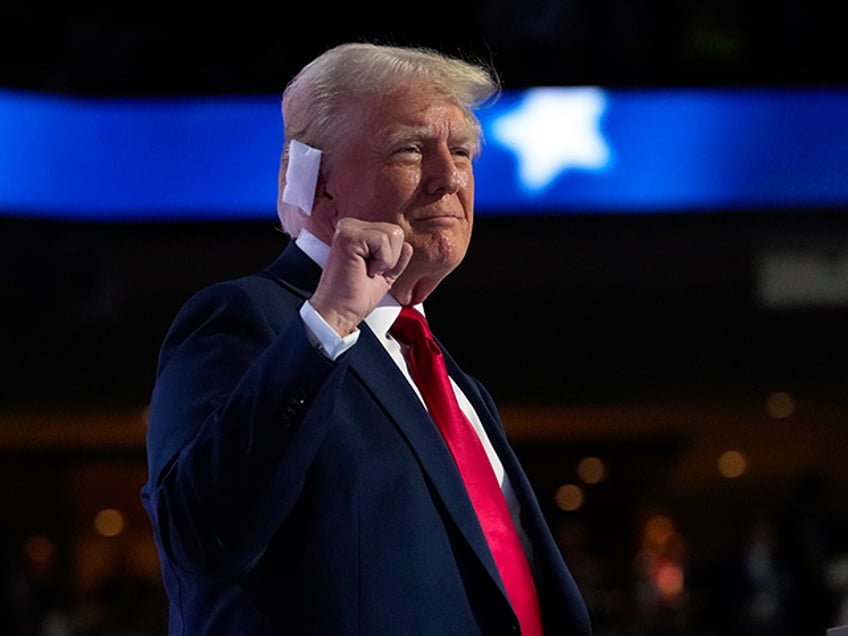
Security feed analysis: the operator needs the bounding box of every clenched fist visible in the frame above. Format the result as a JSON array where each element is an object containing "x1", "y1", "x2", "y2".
[{"x1": 308, "y1": 218, "x2": 414, "y2": 336}]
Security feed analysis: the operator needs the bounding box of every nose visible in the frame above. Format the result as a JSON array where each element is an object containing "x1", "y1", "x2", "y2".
[{"x1": 423, "y1": 147, "x2": 463, "y2": 196}]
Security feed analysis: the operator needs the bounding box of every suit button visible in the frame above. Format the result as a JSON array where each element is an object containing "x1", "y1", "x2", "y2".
[{"x1": 283, "y1": 388, "x2": 307, "y2": 419}]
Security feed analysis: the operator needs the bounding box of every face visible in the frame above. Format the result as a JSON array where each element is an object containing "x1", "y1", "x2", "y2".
[{"x1": 317, "y1": 86, "x2": 477, "y2": 286}]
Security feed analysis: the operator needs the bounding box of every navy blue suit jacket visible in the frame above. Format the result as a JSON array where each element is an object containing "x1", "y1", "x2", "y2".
[{"x1": 141, "y1": 241, "x2": 592, "y2": 635}]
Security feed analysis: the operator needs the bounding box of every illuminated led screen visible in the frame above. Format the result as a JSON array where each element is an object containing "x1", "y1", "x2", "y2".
[{"x1": 1, "y1": 87, "x2": 847, "y2": 220}]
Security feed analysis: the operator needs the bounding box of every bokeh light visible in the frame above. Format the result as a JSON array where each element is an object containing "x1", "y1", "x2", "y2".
[
  {"x1": 555, "y1": 484, "x2": 585, "y2": 512},
  {"x1": 717, "y1": 450, "x2": 747, "y2": 478},
  {"x1": 576, "y1": 456, "x2": 606, "y2": 484},
  {"x1": 94, "y1": 508, "x2": 126, "y2": 538}
]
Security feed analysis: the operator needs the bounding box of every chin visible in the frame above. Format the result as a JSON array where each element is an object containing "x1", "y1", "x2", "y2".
[{"x1": 418, "y1": 229, "x2": 469, "y2": 262}]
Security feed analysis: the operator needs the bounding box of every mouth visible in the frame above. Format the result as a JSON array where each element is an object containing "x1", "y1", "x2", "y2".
[{"x1": 413, "y1": 210, "x2": 463, "y2": 223}]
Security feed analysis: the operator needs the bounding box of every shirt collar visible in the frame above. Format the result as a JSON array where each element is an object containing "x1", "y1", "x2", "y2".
[
  {"x1": 365, "y1": 295, "x2": 425, "y2": 341},
  {"x1": 295, "y1": 229, "x2": 330, "y2": 268}
]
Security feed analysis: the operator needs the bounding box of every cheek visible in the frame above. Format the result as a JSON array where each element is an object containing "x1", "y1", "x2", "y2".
[
  {"x1": 456, "y1": 167, "x2": 472, "y2": 191},
  {"x1": 375, "y1": 172, "x2": 421, "y2": 217},
  {"x1": 400, "y1": 169, "x2": 423, "y2": 195},
  {"x1": 460, "y1": 176, "x2": 475, "y2": 214},
  {"x1": 339, "y1": 174, "x2": 400, "y2": 222}
]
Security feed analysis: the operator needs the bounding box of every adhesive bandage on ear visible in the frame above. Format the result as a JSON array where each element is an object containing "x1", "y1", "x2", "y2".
[{"x1": 281, "y1": 139, "x2": 322, "y2": 215}]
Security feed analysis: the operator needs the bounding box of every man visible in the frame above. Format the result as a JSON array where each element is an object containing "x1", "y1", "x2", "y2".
[{"x1": 142, "y1": 42, "x2": 592, "y2": 635}]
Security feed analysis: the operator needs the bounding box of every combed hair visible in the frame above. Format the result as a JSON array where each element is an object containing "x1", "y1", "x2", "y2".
[{"x1": 276, "y1": 42, "x2": 500, "y2": 236}]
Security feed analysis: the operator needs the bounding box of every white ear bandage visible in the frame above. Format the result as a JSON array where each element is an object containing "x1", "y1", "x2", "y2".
[{"x1": 281, "y1": 139, "x2": 322, "y2": 215}]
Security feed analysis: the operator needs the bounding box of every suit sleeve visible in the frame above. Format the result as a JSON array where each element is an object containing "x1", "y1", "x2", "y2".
[{"x1": 141, "y1": 280, "x2": 346, "y2": 577}]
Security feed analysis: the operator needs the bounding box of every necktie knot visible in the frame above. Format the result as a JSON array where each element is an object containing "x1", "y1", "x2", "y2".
[
  {"x1": 391, "y1": 307, "x2": 430, "y2": 343},
  {"x1": 391, "y1": 306, "x2": 433, "y2": 348}
]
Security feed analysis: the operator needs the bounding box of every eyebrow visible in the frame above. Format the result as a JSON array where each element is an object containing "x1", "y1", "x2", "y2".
[{"x1": 382, "y1": 125, "x2": 478, "y2": 151}]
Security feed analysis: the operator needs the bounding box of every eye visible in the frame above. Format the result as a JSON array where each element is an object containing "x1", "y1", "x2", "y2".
[{"x1": 451, "y1": 145, "x2": 476, "y2": 164}]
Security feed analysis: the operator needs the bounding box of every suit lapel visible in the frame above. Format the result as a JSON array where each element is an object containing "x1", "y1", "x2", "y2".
[
  {"x1": 347, "y1": 326, "x2": 504, "y2": 586},
  {"x1": 440, "y1": 344, "x2": 551, "y2": 569}
]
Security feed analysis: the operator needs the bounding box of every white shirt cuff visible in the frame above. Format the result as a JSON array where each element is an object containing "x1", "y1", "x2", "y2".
[{"x1": 299, "y1": 301, "x2": 359, "y2": 360}]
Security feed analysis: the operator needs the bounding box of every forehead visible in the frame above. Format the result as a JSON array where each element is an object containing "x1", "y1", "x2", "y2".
[{"x1": 347, "y1": 88, "x2": 475, "y2": 139}]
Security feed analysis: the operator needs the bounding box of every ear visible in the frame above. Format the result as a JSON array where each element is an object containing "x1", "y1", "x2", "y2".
[
  {"x1": 309, "y1": 172, "x2": 339, "y2": 241},
  {"x1": 312, "y1": 171, "x2": 337, "y2": 212}
]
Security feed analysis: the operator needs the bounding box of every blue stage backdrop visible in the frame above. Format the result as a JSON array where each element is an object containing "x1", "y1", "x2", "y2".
[{"x1": 2, "y1": 87, "x2": 847, "y2": 220}]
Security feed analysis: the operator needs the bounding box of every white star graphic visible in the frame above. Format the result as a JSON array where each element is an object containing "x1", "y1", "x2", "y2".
[{"x1": 490, "y1": 87, "x2": 611, "y2": 191}]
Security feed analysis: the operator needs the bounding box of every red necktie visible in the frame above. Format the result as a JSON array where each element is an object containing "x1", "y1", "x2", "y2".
[{"x1": 391, "y1": 307, "x2": 543, "y2": 636}]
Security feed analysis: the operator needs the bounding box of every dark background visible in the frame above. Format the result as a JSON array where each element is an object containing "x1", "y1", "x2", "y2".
[
  {"x1": 2, "y1": 1, "x2": 848, "y2": 97},
  {"x1": 2, "y1": 3, "x2": 848, "y2": 635}
]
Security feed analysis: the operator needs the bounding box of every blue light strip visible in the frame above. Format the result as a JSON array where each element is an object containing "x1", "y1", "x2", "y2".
[
  {"x1": 478, "y1": 86, "x2": 848, "y2": 213},
  {"x1": 2, "y1": 87, "x2": 847, "y2": 220},
  {"x1": 0, "y1": 91, "x2": 282, "y2": 220}
]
